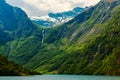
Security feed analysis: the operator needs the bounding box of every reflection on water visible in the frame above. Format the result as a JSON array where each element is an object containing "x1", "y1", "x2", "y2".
[{"x1": 0, "y1": 75, "x2": 120, "y2": 80}]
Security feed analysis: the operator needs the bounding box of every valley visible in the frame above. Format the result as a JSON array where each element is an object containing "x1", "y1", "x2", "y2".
[{"x1": 0, "y1": 0, "x2": 120, "y2": 76}]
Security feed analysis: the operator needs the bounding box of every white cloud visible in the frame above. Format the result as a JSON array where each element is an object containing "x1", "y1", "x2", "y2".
[{"x1": 6, "y1": 0, "x2": 100, "y2": 17}]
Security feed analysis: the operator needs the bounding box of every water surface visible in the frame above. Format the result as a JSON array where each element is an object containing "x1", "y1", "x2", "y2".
[{"x1": 0, "y1": 75, "x2": 120, "y2": 80}]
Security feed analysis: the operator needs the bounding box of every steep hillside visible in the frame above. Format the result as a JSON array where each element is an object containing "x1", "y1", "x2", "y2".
[
  {"x1": 0, "y1": 0, "x2": 43, "y2": 65},
  {"x1": 0, "y1": 55, "x2": 39, "y2": 76},
  {"x1": 24, "y1": 0, "x2": 120, "y2": 75},
  {"x1": 0, "y1": 0, "x2": 35, "y2": 40},
  {"x1": 0, "y1": 1, "x2": 41, "y2": 75},
  {"x1": 42, "y1": 6, "x2": 120, "y2": 75}
]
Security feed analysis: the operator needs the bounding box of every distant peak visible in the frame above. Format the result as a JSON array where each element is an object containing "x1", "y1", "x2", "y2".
[{"x1": 73, "y1": 7, "x2": 84, "y2": 12}]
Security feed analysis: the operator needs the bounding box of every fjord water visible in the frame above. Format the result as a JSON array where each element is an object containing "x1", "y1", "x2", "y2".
[{"x1": 0, "y1": 75, "x2": 120, "y2": 80}]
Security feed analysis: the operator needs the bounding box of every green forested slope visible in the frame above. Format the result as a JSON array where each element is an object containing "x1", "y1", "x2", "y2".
[
  {"x1": 0, "y1": 55, "x2": 39, "y2": 76},
  {"x1": 27, "y1": 0, "x2": 120, "y2": 75},
  {"x1": 0, "y1": 0, "x2": 42, "y2": 75},
  {"x1": 0, "y1": 0, "x2": 43, "y2": 64},
  {"x1": 45, "y1": 6, "x2": 120, "y2": 75}
]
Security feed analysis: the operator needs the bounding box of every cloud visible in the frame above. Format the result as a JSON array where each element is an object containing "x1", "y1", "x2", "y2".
[{"x1": 6, "y1": 0, "x2": 100, "y2": 17}]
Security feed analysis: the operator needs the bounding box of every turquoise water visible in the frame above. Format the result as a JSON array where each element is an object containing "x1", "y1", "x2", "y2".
[{"x1": 0, "y1": 75, "x2": 120, "y2": 80}]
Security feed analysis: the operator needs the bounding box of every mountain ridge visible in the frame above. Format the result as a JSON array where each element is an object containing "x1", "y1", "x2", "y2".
[{"x1": 31, "y1": 7, "x2": 84, "y2": 27}]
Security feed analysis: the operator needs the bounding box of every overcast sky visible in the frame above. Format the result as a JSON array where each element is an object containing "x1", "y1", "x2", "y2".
[{"x1": 6, "y1": 0, "x2": 100, "y2": 17}]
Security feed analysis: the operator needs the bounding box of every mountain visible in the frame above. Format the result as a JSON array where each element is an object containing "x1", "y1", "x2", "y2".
[
  {"x1": 0, "y1": 0, "x2": 41, "y2": 75},
  {"x1": 0, "y1": 0, "x2": 35, "y2": 40},
  {"x1": 0, "y1": 0, "x2": 38, "y2": 76},
  {"x1": 24, "y1": 0, "x2": 120, "y2": 75},
  {"x1": 0, "y1": 0, "x2": 120, "y2": 76},
  {"x1": 0, "y1": 0, "x2": 44, "y2": 65},
  {"x1": 31, "y1": 7, "x2": 84, "y2": 27}
]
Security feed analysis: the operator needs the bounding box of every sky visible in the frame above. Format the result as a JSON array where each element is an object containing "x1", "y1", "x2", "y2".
[{"x1": 6, "y1": 0, "x2": 100, "y2": 17}]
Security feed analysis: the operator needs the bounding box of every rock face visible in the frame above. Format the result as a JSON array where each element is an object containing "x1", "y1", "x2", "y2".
[
  {"x1": 0, "y1": 0, "x2": 120, "y2": 76},
  {"x1": 31, "y1": 7, "x2": 84, "y2": 27}
]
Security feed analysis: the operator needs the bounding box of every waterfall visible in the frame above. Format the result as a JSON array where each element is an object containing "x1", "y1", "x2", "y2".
[{"x1": 41, "y1": 30, "x2": 45, "y2": 44}]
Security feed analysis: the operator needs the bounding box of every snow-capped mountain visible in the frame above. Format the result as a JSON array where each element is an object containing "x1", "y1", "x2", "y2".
[{"x1": 31, "y1": 7, "x2": 84, "y2": 27}]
